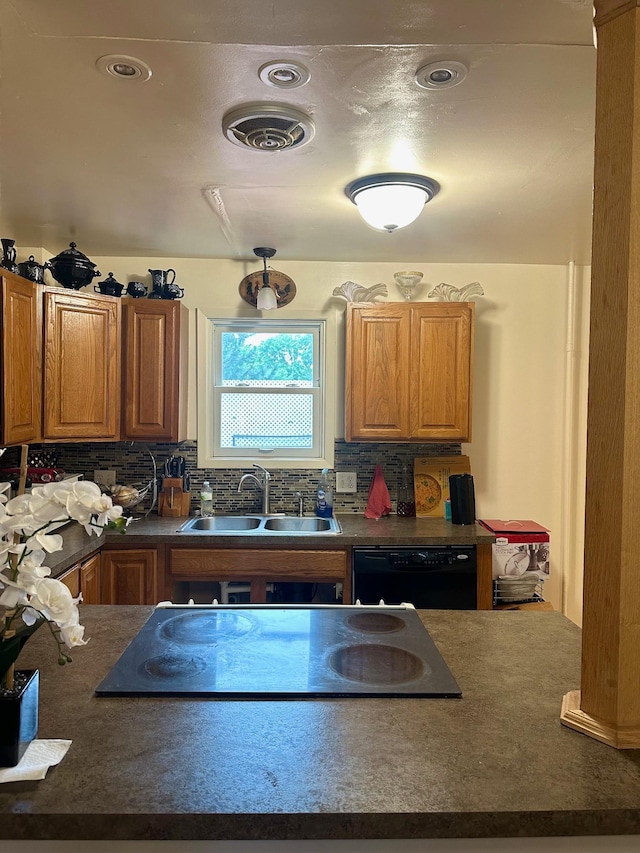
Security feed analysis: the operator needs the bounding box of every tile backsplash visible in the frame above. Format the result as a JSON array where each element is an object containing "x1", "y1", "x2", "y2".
[{"x1": 2, "y1": 440, "x2": 461, "y2": 515}]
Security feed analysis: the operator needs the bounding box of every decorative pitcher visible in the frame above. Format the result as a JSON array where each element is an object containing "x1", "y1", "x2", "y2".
[
  {"x1": 1, "y1": 239, "x2": 19, "y2": 275},
  {"x1": 148, "y1": 268, "x2": 176, "y2": 298}
]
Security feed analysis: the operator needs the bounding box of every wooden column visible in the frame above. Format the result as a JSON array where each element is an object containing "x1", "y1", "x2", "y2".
[{"x1": 561, "y1": 0, "x2": 640, "y2": 747}]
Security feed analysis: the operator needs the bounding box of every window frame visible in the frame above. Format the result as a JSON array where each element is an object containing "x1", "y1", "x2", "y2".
[{"x1": 196, "y1": 310, "x2": 336, "y2": 470}]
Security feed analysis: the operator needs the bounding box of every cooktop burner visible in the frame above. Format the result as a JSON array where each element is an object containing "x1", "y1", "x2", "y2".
[{"x1": 95, "y1": 604, "x2": 461, "y2": 699}]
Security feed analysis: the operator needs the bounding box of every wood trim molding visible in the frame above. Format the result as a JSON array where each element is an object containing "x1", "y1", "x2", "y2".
[
  {"x1": 561, "y1": 691, "x2": 640, "y2": 749},
  {"x1": 594, "y1": 0, "x2": 640, "y2": 27}
]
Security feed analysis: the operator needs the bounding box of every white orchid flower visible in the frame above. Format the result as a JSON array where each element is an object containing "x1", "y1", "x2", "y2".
[
  {"x1": 25, "y1": 531, "x2": 64, "y2": 553},
  {"x1": 27, "y1": 491, "x2": 69, "y2": 524},
  {"x1": 16, "y1": 563, "x2": 52, "y2": 595},
  {"x1": 28, "y1": 577, "x2": 78, "y2": 626},
  {"x1": 20, "y1": 605, "x2": 41, "y2": 627},
  {"x1": 0, "y1": 581, "x2": 28, "y2": 608},
  {"x1": 4, "y1": 493, "x2": 33, "y2": 515},
  {"x1": 0, "y1": 474, "x2": 122, "y2": 684},
  {"x1": 59, "y1": 621, "x2": 87, "y2": 648}
]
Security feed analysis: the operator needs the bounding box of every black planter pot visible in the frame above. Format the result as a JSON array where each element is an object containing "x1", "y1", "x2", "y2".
[{"x1": 0, "y1": 669, "x2": 39, "y2": 767}]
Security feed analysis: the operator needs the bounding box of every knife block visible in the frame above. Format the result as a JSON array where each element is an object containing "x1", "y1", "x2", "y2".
[{"x1": 158, "y1": 478, "x2": 191, "y2": 518}]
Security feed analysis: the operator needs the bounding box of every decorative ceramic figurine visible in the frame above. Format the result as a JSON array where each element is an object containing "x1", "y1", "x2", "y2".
[
  {"x1": 148, "y1": 268, "x2": 176, "y2": 298},
  {"x1": 94, "y1": 272, "x2": 124, "y2": 297},
  {"x1": 332, "y1": 281, "x2": 388, "y2": 302},
  {"x1": 126, "y1": 281, "x2": 147, "y2": 298},
  {"x1": 427, "y1": 282, "x2": 485, "y2": 302},
  {"x1": 46, "y1": 242, "x2": 101, "y2": 290},
  {"x1": 17, "y1": 255, "x2": 46, "y2": 283},
  {"x1": 394, "y1": 271, "x2": 423, "y2": 301},
  {"x1": 0, "y1": 238, "x2": 19, "y2": 275}
]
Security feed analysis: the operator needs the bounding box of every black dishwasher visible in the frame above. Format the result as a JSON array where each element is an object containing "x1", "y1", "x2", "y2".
[{"x1": 352, "y1": 546, "x2": 477, "y2": 609}]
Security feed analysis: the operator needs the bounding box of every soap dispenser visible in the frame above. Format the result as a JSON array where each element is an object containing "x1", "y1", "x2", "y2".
[{"x1": 315, "y1": 468, "x2": 333, "y2": 518}]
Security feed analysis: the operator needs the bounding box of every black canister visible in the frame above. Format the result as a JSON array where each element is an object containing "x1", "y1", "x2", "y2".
[{"x1": 449, "y1": 473, "x2": 476, "y2": 525}]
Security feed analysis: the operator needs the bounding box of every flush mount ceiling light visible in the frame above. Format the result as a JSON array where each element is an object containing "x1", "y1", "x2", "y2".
[
  {"x1": 95, "y1": 54, "x2": 152, "y2": 81},
  {"x1": 344, "y1": 173, "x2": 440, "y2": 233},
  {"x1": 415, "y1": 60, "x2": 467, "y2": 90},
  {"x1": 258, "y1": 60, "x2": 311, "y2": 89},
  {"x1": 222, "y1": 103, "x2": 315, "y2": 151},
  {"x1": 239, "y1": 248, "x2": 297, "y2": 311}
]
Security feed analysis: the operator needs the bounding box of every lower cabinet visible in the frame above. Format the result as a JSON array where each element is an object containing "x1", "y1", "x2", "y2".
[
  {"x1": 58, "y1": 552, "x2": 102, "y2": 603},
  {"x1": 58, "y1": 564, "x2": 80, "y2": 598},
  {"x1": 101, "y1": 548, "x2": 159, "y2": 605},
  {"x1": 168, "y1": 548, "x2": 350, "y2": 604},
  {"x1": 80, "y1": 553, "x2": 101, "y2": 605}
]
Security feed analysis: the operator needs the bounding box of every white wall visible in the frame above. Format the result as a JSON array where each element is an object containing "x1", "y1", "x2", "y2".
[{"x1": 36, "y1": 254, "x2": 591, "y2": 620}]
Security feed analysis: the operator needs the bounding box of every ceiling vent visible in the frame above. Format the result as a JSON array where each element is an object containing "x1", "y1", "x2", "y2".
[{"x1": 222, "y1": 104, "x2": 315, "y2": 151}]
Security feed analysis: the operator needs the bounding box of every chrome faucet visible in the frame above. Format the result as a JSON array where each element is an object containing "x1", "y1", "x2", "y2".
[
  {"x1": 237, "y1": 464, "x2": 273, "y2": 515},
  {"x1": 295, "y1": 491, "x2": 305, "y2": 517}
]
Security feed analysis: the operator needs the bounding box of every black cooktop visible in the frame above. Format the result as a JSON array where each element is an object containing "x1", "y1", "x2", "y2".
[{"x1": 95, "y1": 605, "x2": 461, "y2": 699}]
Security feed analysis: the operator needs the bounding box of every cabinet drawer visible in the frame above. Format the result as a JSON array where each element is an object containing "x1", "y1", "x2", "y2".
[{"x1": 169, "y1": 548, "x2": 347, "y2": 581}]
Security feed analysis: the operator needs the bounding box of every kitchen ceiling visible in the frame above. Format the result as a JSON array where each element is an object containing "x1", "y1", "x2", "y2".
[{"x1": 0, "y1": 0, "x2": 596, "y2": 265}]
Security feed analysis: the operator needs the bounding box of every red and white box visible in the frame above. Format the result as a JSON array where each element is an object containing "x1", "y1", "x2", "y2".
[{"x1": 479, "y1": 519, "x2": 550, "y2": 582}]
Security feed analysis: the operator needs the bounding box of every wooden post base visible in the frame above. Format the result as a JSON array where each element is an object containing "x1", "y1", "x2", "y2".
[{"x1": 560, "y1": 690, "x2": 640, "y2": 749}]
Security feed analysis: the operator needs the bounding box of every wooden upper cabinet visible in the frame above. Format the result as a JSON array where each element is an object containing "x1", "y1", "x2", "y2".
[
  {"x1": 345, "y1": 302, "x2": 474, "y2": 442},
  {"x1": 43, "y1": 288, "x2": 121, "y2": 441},
  {"x1": 122, "y1": 300, "x2": 189, "y2": 442},
  {"x1": 0, "y1": 272, "x2": 42, "y2": 445},
  {"x1": 409, "y1": 303, "x2": 474, "y2": 441},
  {"x1": 345, "y1": 303, "x2": 411, "y2": 440}
]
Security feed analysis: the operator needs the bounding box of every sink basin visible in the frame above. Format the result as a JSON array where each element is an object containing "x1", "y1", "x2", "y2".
[
  {"x1": 263, "y1": 517, "x2": 336, "y2": 532},
  {"x1": 177, "y1": 515, "x2": 341, "y2": 535},
  {"x1": 178, "y1": 516, "x2": 262, "y2": 532}
]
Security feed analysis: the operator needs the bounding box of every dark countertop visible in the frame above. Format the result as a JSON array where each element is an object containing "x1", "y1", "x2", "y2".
[
  {"x1": 102, "y1": 513, "x2": 495, "y2": 548},
  {"x1": 3, "y1": 606, "x2": 640, "y2": 841},
  {"x1": 48, "y1": 514, "x2": 493, "y2": 579},
  {"x1": 46, "y1": 522, "x2": 105, "y2": 578}
]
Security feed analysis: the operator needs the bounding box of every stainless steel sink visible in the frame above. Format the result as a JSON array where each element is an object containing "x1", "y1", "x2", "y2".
[
  {"x1": 263, "y1": 517, "x2": 337, "y2": 533},
  {"x1": 177, "y1": 515, "x2": 342, "y2": 535},
  {"x1": 180, "y1": 516, "x2": 262, "y2": 532}
]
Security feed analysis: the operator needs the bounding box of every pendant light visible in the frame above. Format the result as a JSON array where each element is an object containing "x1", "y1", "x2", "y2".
[
  {"x1": 344, "y1": 173, "x2": 440, "y2": 233},
  {"x1": 238, "y1": 248, "x2": 297, "y2": 310},
  {"x1": 255, "y1": 247, "x2": 277, "y2": 310}
]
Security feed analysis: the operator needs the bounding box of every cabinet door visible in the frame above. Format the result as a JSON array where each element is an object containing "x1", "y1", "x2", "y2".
[
  {"x1": 43, "y1": 289, "x2": 121, "y2": 440},
  {"x1": 80, "y1": 553, "x2": 101, "y2": 605},
  {"x1": 58, "y1": 564, "x2": 80, "y2": 597},
  {"x1": 345, "y1": 303, "x2": 410, "y2": 440},
  {"x1": 101, "y1": 549, "x2": 158, "y2": 605},
  {"x1": 409, "y1": 303, "x2": 474, "y2": 441},
  {"x1": 1, "y1": 272, "x2": 42, "y2": 444},
  {"x1": 122, "y1": 300, "x2": 188, "y2": 441}
]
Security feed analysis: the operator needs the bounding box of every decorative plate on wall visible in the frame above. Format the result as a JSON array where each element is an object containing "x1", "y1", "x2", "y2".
[{"x1": 239, "y1": 268, "x2": 297, "y2": 308}]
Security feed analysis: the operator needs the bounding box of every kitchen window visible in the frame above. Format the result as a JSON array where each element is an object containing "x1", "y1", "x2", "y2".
[{"x1": 197, "y1": 313, "x2": 336, "y2": 469}]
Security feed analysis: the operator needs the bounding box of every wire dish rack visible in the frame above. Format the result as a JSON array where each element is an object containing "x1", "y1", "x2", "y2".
[
  {"x1": 493, "y1": 576, "x2": 545, "y2": 606},
  {"x1": 104, "y1": 481, "x2": 155, "y2": 515}
]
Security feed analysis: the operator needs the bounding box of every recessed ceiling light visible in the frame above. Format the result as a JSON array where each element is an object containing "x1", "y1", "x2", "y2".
[
  {"x1": 415, "y1": 61, "x2": 467, "y2": 90},
  {"x1": 258, "y1": 60, "x2": 311, "y2": 89},
  {"x1": 96, "y1": 54, "x2": 152, "y2": 82}
]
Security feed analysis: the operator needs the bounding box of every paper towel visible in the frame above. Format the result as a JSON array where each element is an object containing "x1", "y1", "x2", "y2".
[{"x1": 0, "y1": 739, "x2": 71, "y2": 783}]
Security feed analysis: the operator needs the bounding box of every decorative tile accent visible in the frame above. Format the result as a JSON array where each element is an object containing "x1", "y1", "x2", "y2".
[{"x1": 2, "y1": 440, "x2": 461, "y2": 516}]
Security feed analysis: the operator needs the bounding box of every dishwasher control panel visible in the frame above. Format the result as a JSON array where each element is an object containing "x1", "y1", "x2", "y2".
[{"x1": 388, "y1": 550, "x2": 471, "y2": 567}]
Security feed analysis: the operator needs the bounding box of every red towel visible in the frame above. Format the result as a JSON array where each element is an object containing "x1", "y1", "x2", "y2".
[{"x1": 364, "y1": 464, "x2": 392, "y2": 519}]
